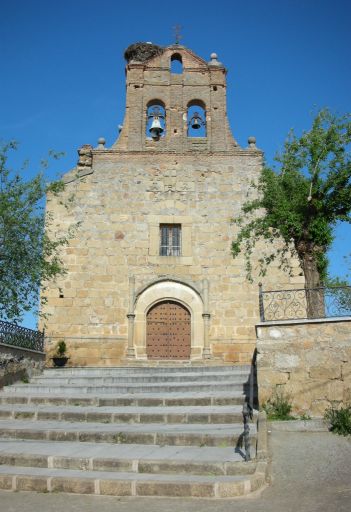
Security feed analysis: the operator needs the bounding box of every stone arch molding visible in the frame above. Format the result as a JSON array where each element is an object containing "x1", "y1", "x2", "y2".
[{"x1": 133, "y1": 279, "x2": 205, "y2": 360}]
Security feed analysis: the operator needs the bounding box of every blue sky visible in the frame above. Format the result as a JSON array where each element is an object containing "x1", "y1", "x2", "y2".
[{"x1": 1, "y1": 0, "x2": 350, "y2": 328}]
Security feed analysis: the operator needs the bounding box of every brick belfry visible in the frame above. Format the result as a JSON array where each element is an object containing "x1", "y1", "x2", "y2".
[{"x1": 41, "y1": 42, "x2": 302, "y2": 366}]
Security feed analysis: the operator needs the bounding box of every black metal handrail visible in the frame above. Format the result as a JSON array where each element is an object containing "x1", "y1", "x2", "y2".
[
  {"x1": 242, "y1": 402, "x2": 252, "y2": 461},
  {"x1": 259, "y1": 283, "x2": 351, "y2": 322},
  {"x1": 0, "y1": 320, "x2": 44, "y2": 352},
  {"x1": 242, "y1": 349, "x2": 256, "y2": 462}
]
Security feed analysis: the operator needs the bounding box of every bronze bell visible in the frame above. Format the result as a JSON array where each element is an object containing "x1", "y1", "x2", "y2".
[
  {"x1": 149, "y1": 117, "x2": 164, "y2": 139},
  {"x1": 190, "y1": 112, "x2": 202, "y2": 129}
]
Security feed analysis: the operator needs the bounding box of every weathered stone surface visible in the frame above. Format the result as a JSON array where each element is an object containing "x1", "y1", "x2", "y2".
[
  {"x1": 136, "y1": 480, "x2": 214, "y2": 498},
  {"x1": 37, "y1": 411, "x2": 60, "y2": 421},
  {"x1": 0, "y1": 475, "x2": 13, "y2": 489},
  {"x1": 259, "y1": 370, "x2": 290, "y2": 386},
  {"x1": 99, "y1": 479, "x2": 132, "y2": 496},
  {"x1": 309, "y1": 366, "x2": 341, "y2": 380},
  {"x1": 0, "y1": 410, "x2": 12, "y2": 419},
  {"x1": 0, "y1": 345, "x2": 44, "y2": 388},
  {"x1": 138, "y1": 461, "x2": 225, "y2": 476},
  {"x1": 257, "y1": 319, "x2": 351, "y2": 415},
  {"x1": 2, "y1": 454, "x2": 47, "y2": 468},
  {"x1": 14, "y1": 411, "x2": 36, "y2": 420},
  {"x1": 48, "y1": 431, "x2": 78, "y2": 442},
  {"x1": 16, "y1": 475, "x2": 47, "y2": 492},
  {"x1": 139, "y1": 414, "x2": 165, "y2": 424},
  {"x1": 53, "y1": 457, "x2": 90, "y2": 471},
  {"x1": 275, "y1": 353, "x2": 300, "y2": 369},
  {"x1": 217, "y1": 480, "x2": 247, "y2": 497},
  {"x1": 51, "y1": 477, "x2": 95, "y2": 494},
  {"x1": 92, "y1": 459, "x2": 133, "y2": 472}
]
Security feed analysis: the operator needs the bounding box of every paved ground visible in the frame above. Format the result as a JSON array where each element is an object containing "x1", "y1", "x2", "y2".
[{"x1": 1, "y1": 430, "x2": 351, "y2": 512}]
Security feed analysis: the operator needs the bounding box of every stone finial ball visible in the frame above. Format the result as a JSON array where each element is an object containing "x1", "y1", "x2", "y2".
[
  {"x1": 210, "y1": 53, "x2": 218, "y2": 59},
  {"x1": 248, "y1": 136, "x2": 256, "y2": 145},
  {"x1": 98, "y1": 137, "x2": 106, "y2": 145}
]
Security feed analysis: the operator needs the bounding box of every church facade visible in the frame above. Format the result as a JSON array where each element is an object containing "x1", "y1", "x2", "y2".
[{"x1": 42, "y1": 43, "x2": 303, "y2": 366}]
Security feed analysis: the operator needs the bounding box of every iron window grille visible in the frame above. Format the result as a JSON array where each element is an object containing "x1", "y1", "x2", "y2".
[{"x1": 160, "y1": 224, "x2": 181, "y2": 256}]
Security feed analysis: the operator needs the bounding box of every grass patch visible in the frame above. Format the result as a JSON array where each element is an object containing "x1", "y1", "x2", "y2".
[
  {"x1": 113, "y1": 432, "x2": 127, "y2": 443},
  {"x1": 324, "y1": 405, "x2": 351, "y2": 436},
  {"x1": 263, "y1": 390, "x2": 296, "y2": 420}
]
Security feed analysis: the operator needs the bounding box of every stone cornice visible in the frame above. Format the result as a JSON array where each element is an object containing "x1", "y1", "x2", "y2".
[
  {"x1": 93, "y1": 149, "x2": 263, "y2": 157},
  {"x1": 256, "y1": 316, "x2": 351, "y2": 329}
]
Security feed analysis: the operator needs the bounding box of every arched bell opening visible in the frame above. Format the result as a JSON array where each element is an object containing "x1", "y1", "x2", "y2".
[
  {"x1": 187, "y1": 100, "x2": 206, "y2": 137},
  {"x1": 146, "y1": 100, "x2": 166, "y2": 140},
  {"x1": 170, "y1": 53, "x2": 183, "y2": 74},
  {"x1": 146, "y1": 300, "x2": 191, "y2": 360}
]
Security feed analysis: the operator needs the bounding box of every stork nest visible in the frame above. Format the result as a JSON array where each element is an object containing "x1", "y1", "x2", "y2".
[{"x1": 124, "y1": 42, "x2": 164, "y2": 63}]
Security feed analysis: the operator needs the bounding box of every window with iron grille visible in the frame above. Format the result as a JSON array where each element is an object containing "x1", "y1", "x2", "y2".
[{"x1": 160, "y1": 224, "x2": 181, "y2": 256}]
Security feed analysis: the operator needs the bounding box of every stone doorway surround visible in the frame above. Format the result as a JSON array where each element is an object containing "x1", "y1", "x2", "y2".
[{"x1": 129, "y1": 278, "x2": 208, "y2": 360}]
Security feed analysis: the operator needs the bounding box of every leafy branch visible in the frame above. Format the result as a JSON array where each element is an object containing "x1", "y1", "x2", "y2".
[
  {"x1": 0, "y1": 141, "x2": 78, "y2": 322},
  {"x1": 232, "y1": 109, "x2": 351, "y2": 292}
]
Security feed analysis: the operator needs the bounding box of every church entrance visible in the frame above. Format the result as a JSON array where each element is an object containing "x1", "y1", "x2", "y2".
[{"x1": 146, "y1": 300, "x2": 191, "y2": 359}]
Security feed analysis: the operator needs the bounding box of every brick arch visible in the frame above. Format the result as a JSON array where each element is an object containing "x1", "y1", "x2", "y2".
[
  {"x1": 186, "y1": 101, "x2": 206, "y2": 137},
  {"x1": 146, "y1": 101, "x2": 166, "y2": 139},
  {"x1": 133, "y1": 280, "x2": 204, "y2": 360},
  {"x1": 146, "y1": 98, "x2": 166, "y2": 109},
  {"x1": 187, "y1": 99, "x2": 206, "y2": 110},
  {"x1": 170, "y1": 53, "x2": 183, "y2": 74}
]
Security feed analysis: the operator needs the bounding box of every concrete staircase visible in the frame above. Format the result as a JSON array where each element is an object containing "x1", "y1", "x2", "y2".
[{"x1": 0, "y1": 365, "x2": 268, "y2": 498}]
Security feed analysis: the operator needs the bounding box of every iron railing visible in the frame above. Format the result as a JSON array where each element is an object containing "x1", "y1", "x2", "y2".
[
  {"x1": 0, "y1": 320, "x2": 44, "y2": 352},
  {"x1": 241, "y1": 351, "x2": 257, "y2": 462},
  {"x1": 259, "y1": 284, "x2": 351, "y2": 322},
  {"x1": 242, "y1": 402, "x2": 252, "y2": 461}
]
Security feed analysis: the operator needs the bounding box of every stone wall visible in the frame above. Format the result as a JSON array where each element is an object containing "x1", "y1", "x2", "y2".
[
  {"x1": 256, "y1": 318, "x2": 351, "y2": 416},
  {"x1": 41, "y1": 150, "x2": 303, "y2": 366},
  {"x1": 0, "y1": 343, "x2": 45, "y2": 387},
  {"x1": 40, "y1": 43, "x2": 304, "y2": 366},
  {"x1": 45, "y1": 336, "x2": 127, "y2": 367}
]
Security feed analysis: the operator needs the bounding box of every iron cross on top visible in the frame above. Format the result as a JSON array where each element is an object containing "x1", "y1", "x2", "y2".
[{"x1": 173, "y1": 24, "x2": 183, "y2": 45}]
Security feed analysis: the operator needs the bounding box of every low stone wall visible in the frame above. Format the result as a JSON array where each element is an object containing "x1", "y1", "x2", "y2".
[
  {"x1": 45, "y1": 337, "x2": 128, "y2": 367},
  {"x1": 256, "y1": 318, "x2": 351, "y2": 416},
  {"x1": 0, "y1": 343, "x2": 45, "y2": 388},
  {"x1": 45, "y1": 336, "x2": 256, "y2": 366}
]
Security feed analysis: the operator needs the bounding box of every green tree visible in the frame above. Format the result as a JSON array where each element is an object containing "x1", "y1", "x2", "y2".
[
  {"x1": 0, "y1": 141, "x2": 73, "y2": 323},
  {"x1": 232, "y1": 109, "x2": 351, "y2": 315}
]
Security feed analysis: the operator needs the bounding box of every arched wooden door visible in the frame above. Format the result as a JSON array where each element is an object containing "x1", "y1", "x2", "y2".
[{"x1": 146, "y1": 300, "x2": 191, "y2": 359}]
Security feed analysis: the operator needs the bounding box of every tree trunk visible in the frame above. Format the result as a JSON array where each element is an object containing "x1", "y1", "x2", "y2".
[{"x1": 297, "y1": 241, "x2": 325, "y2": 319}]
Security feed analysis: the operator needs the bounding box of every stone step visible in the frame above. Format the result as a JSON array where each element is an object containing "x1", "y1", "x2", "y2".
[
  {"x1": 0, "y1": 365, "x2": 265, "y2": 499},
  {"x1": 42, "y1": 365, "x2": 250, "y2": 376},
  {"x1": 0, "y1": 404, "x2": 252, "y2": 424},
  {"x1": 0, "y1": 463, "x2": 267, "y2": 498},
  {"x1": 0, "y1": 392, "x2": 247, "y2": 407},
  {"x1": 2, "y1": 381, "x2": 247, "y2": 394},
  {"x1": 0, "y1": 439, "x2": 256, "y2": 474},
  {"x1": 31, "y1": 372, "x2": 250, "y2": 385},
  {"x1": 0, "y1": 419, "x2": 256, "y2": 447}
]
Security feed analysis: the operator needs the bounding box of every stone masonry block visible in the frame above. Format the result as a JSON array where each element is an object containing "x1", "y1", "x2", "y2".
[{"x1": 99, "y1": 479, "x2": 133, "y2": 496}]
